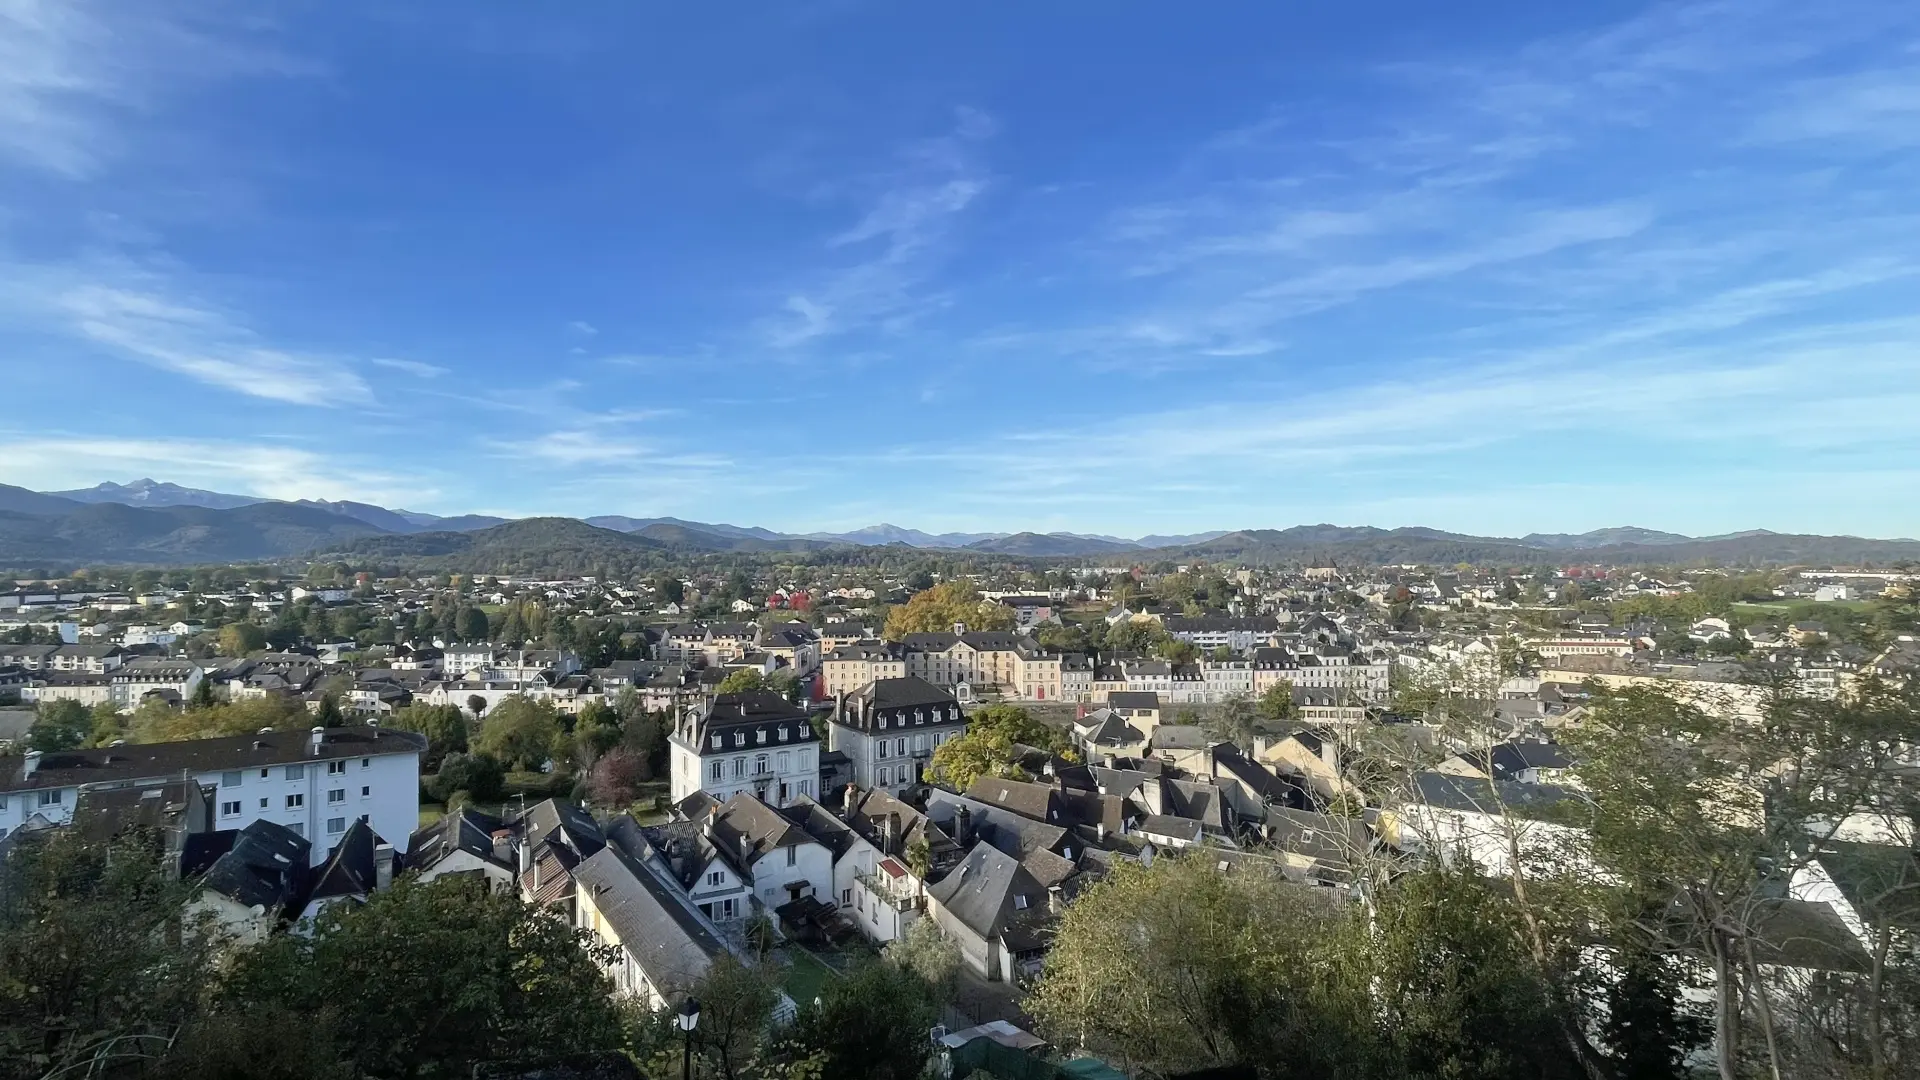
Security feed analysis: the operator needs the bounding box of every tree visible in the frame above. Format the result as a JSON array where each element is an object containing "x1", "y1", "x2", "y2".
[
  {"x1": 585, "y1": 745, "x2": 647, "y2": 808},
  {"x1": 1601, "y1": 946, "x2": 1711, "y2": 1079},
  {"x1": 216, "y1": 621, "x2": 266, "y2": 656},
  {"x1": 314, "y1": 692, "x2": 345, "y2": 728},
  {"x1": 217, "y1": 875, "x2": 624, "y2": 1080},
  {"x1": 883, "y1": 583, "x2": 1014, "y2": 639},
  {"x1": 928, "y1": 704, "x2": 1074, "y2": 791},
  {"x1": 717, "y1": 668, "x2": 768, "y2": 695},
  {"x1": 884, "y1": 918, "x2": 960, "y2": 1007},
  {"x1": 1028, "y1": 853, "x2": 1378, "y2": 1077},
  {"x1": 188, "y1": 673, "x2": 217, "y2": 710},
  {"x1": 388, "y1": 703, "x2": 469, "y2": 767},
  {"x1": 0, "y1": 830, "x2": 209, "y2": 1080},
  {"x1": 458, "y1": 605, "x2": 490, "y2": 642},
  {"x1": 472, "y1": 695, "x2": 560, "y2": 770},
  {"x1": 1209, "y1": 692, "x2": 1259, "y2": 750},
  {"x1": 432, "y1": 751, "x2": 507, "y2": 804},
  {"x1": 27, "y1": 698, "x2": 90, "y2": 752},
  {"x1": 1255, "y1": 679, "x2": 1298, "y2": 728},
  {"x1": 789, "y1": 956, "x2": 937, "y2": 1080},
  {"x1": 687, "y1": 953, "x2": 782, "y2": 1080}
]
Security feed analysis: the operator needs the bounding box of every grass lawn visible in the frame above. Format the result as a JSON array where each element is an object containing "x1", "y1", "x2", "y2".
[
  {"x1": 1732, "y1": 600, "x2": 1878, "y2": 615},
  {"x1": 780, "y1": 947, "x2": 837, "y2": 1005}
]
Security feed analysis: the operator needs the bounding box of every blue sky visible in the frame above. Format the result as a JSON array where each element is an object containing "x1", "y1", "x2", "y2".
[{"x1": 2, "y1": 0, "x2": 1919, "y2": 539}]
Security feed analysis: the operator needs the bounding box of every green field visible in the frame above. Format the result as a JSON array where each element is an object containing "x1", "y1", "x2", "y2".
[{"x1": 1731, "y1": 599, "x2": 1876, "y2": 615}]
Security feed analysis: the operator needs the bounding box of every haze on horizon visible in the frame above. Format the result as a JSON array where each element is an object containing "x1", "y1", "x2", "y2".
[{"x1": 2, "y1": 1, "x2": 1918, "y2": 540}]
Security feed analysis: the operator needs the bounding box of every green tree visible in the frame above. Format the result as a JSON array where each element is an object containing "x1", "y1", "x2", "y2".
[
  {"x1": 216, "y1": 621, "x2": 266, "y2": 656},
  {"x1": 1255, "y1": 679, "x2": 1298, "y2": 728},
  {"x1": 717, "y1": 668, "x2": 769, "y2": 695},
  {"x1": 457, "y1": 605, "x2": 491, "y2": 642},
  {"x1": 686, "y1": 952, "x2": 782, "y2": 1080},
  {"x1": 188, "y1": 673, "x2": 218, "y2": 709},
  {"x1": 884, "y1": 918, "x2": 960, "y2": 1007},
  {"x1": 0, "y1": 830, "x2": 209, "y2": 1080},
  {"x1": 431, "y1": 751, "x2": 507, "y2": 804},
  {"x1": 790, "y1": 956, "x2": 937, "y2": 1080},
  {"x1": 472, "y1": 695, "x2": 560, "y2": 770},
  {"x1": 388, "y1": 703, "x2": 470, "y2": 766},
  {"x1": 217, "y1": 875, "x2": 624, "y2": 1080},
  {"x1": 1028, "y1": 853, "x2": 1379, "y2": 1077},
  {"x1": 314, "y1": 692, "x2": 346, "y2": 728},
  {"x1": 27, "y1": 698, "x2": 90, "y2": 752},
  {"x1": 928, "y1": 704, "x2": 1074, "y2": 791}
]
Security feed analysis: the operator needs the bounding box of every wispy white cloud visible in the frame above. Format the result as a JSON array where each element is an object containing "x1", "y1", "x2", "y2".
[
  {"x1": 760, "y1": 107, "x2": 993, "y2": 347},
  {"x1": 370, "y1": 357, "x2": 448, "y2": 379},
  {"x1": 0, "y1": 0, "x2": 316, "y2": 177},
  {"x1": 51, "y1": 277, "x2": 370, "y2": 406},
  {"x1": 566, "y1": 320, "x2": 598, "y2": 336}
]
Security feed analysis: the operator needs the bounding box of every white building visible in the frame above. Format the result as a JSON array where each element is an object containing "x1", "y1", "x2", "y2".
[
  {"x1": 828, "y1": 677, "x2": 968, "y2": 794},
  {"x1": 668, "y1": 691, "x2": 822, "y2": 808},
  {"x1": 0, "y1": 723, "x2": 424, "y2": 864}
]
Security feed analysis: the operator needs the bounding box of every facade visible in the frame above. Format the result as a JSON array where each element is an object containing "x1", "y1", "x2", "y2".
[
  {"x1": 821, "y1": 641, "x2": 907, "y2": 698},
  {"x1": 668, "y1": 691, "x2": 821, "y2": 808},
  {"x1": 0, "y1": 724, "x2": 424, "y2": 863},
  {"x1": 829, "y1": 677, "x2": 969, "y2": 794}
]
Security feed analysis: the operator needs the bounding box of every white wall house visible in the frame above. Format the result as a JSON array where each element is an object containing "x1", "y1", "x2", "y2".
[
  {"x1": 0, "y1": 724, "x2": 423, "y2": 863},
  {"x1": 668, "y1": 691, "x2": 821, "y2": 808},
  {"x1": 828, "y1": 677, "x2": 968, "y2": 794}
]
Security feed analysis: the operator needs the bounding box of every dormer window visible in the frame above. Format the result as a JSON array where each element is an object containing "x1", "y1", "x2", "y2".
[
  {"x1": 711, "y1": 735, "x2": 722, "y2": 750},
  {"x1": 1013, "y1": 894, "x2": 1029, "y2": 910},
  {"x1": 757, "y1": 729, "x2": 767, "y2": 744},
  {"x1": 879, "y1": 717, "x2": 887, "y2": 729},
  {"x1": 777, "y1": 726, "x2": 789, "y2": 741},
  {"x1": 735, "y1": 733, "x2": 746, "y2": 747}
]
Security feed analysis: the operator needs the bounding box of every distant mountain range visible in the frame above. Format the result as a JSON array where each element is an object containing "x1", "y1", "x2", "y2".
[{"x1": 2, "y1": 478, "x2": 1916, "y2": 568}]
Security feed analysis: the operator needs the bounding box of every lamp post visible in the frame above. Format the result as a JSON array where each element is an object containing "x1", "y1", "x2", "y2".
[{"x1": 675, "y1": 996, "x2": 700, "y2": 1080}]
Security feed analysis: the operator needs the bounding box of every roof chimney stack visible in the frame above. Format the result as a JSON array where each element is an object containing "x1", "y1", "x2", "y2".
[
  {"x1": 309, "y1": 726, "x2": 325, "y2": 756},
  {"x1": 22, "y1": 750, "x2": 41, "y2": 778}
]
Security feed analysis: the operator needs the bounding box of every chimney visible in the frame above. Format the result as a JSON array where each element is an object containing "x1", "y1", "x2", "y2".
[
  {"x1": 1047, "y1": 884, "x2": 1063, "y2": 914},
  {"x1": 1096, "y1": 822, "x2": 1107, "y2": 842},
  {"x1": 739, "y1": 834, "x2": 753, "y2": 862},
  {"x1": 309, "y1": 726, "x2": 325, "y2": 756},
  {"x1": 1042, "y1": 758, "x2": 1055, "y2": 779},
  {"x1": 493, "y1": 829, "x2": 514, "y2": 866},
  {"x1": 882, "y1": 813, "x2": 897, "y2": 856},
  {"x1": 22, "y1": 750, "x2": 40, "y2": 778},
  {"x1": 374, "y1": 843, "x2": 395, "y2": 890},
  {"x1": 954, "y1": 804, "x2": 973, "y2": 847},
  {"x1": 952, "y1": 621, "x2": 967, "y2": 636}
]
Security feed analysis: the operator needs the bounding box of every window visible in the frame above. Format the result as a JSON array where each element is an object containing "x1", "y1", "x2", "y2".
[
  {"x1": 877, "y1": 741, "x2": 888, "y2": 760},
  {"x1": 361, "y1": 785, "x2": 370, "y2": 797},
  {"x1": 777, "y1": 751, "x2": 790, "y2": 772},
  {"x1": 38, "y1": 790, "x2": 62, "y2": 807},
  {"x1": 289, "y1": 822, "x2": 304, "y2": 837},
  {"x1": 756, "y1": 729, "x2": 767, "y2": 744},
  {"x1": 710, "y1": 735, "x2": 721, "y2": 749},
  {"x1": 842, "y1": 888, "x2": 852, "y2": 906},
  {"x1": 327, "y1": 817, "x2": 346, "y2": 834},
  {"x1": 709, "y1": 761, "x2": 723, "y2": 782},
  {"x1": 734, "y1": 733, "x2": 745, "y2": 747},
  {"x1": 732, "y1": 757, "x2": 745, "y2": 779},
  {"x1": 878, "y1": 716, "x2": 887, "y2": 729},
  {"x1": 708, "y1": 870, "x2": 724, "y2": 887},
  {"x1": 286, "y1": 793, "x2": 304, "y2": 809},
  {"x1": 1013, "y1": 894, "x2": 1030, "y2": 910},
  {"x1": 284, "y1": 765, "x2": 304, "y2": 780},
  {"x1": 220, "y1": 770, "x2": 243, "y2": 787},
  {"x1": 220, "y1": 800, "x2": 241, "y2": 817},
  {"x1": 327, "y1": 760, "x2": 346, "y2": 775},
  {"x1": 785, "y1": 846, "x2": 797, "y2": 867},
  {"x1": 259, "y1": 768, "x2": 270, "y2": 779},
  {"x1": 259, "y1": 797, "x2": 269, "y2": 809},
  {"x1": 799, "y1": 780, "x2": 812, "y2": 797},
  {"x1": 877, "y1": 766, "x2": 891, "y2": 786},
  {"x1": 754, "y1": 754, "x2": 769, "y2": 775},
  {"x1": 361, "y1": 758, "x2": 371, "y2": 768},
  {"x1": 328, "y1": 789, "x2": 345, "y2": 804},
  {"x1": 896, "y1": 737, "x2": 907, "y2": 757},
  {"x1": 799, "y1": 750, "x2": 812, "y2": 770},
  {"x1": 777, "y1": 726, "x2": 789, "y2": 742}
]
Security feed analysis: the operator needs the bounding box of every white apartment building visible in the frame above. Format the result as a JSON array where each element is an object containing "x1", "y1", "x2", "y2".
[
  {"x1": 828, "y1": 677, "x2": 968, "y2": 794},
  {"x1": 0, "y1": 723, "x2": 424, "y2": 863},
  {"x1": 668, "y1": 691, "x2": 821, "y2": 808}
]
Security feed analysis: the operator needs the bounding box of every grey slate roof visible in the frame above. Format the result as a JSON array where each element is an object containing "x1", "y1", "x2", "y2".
[
  {"x1": 1, "y1": 726, "x2": 425, "y2": 793},
  {"x1": 199, "y1": 819, "x2": 311, "y2": 915},
  {"x1": 309, "y1": 818, "x2": 379, "y2": 902},
  {"x1": 573, "y1": 841, "x2": 724, "y2": 993},
  {"x1": 406, "y1": 807, "x2": 509, "y2": 874}
]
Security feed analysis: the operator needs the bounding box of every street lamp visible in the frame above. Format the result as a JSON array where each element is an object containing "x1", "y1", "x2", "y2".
[{"x1": 676, "y1": 996, "x2": 701, "y2": 1080}]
